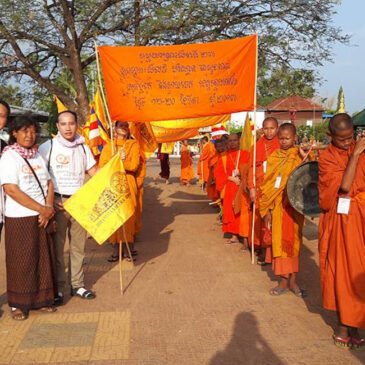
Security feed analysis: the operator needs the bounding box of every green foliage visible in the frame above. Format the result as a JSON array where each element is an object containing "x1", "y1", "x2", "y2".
[
  {"x1": 257, "y1": 66, "x2": 317, "y2": 106},
  {"x1": 0, "y1": 84, "x2": 25, "y2": 106},
  {"x1": 297, "y1": 121, "x2": 329, "y2": 143}
]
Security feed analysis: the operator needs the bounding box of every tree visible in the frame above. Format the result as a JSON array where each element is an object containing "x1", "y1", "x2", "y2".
[
  {"x1": 0, "y1": 0, "x2": 349, "y2": 124},
  {"x1": 0, "y1": 83, "x2": 25, "y2": 106},
  {"x1": 257, "y1": 65, "x2": 317, "y2": 106}
]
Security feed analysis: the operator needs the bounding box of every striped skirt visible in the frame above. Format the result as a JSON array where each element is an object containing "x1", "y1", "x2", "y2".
[{"x1": 5, "y1": 216, "x2": 57, "y2": 311}]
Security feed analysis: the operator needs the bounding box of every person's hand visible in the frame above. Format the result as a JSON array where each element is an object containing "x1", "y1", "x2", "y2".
[
  {"x1": 120, "y1": 150, "x2": 126, "y2": 161},
  {"x1": 249, "y1": 188, "x2": 256, "y2": 203},
  {"x1": 228, "y1": 176, "x2": 240, "y2": 185},
  {"x1": 38, "y1": 206, "x2": 54, "y2": 227},
  {"x1": 263, "y1": 212, "x2": 272, "y2": 228},
  {"x1": 353, "y1": 135, "x2": 365, "y2": 156},
  {"x1": 54, "y1": 201, "x2": 65, "y2": 212},
  {"x1": 299, "y1": 143, "x2": 309, "y2": 160}
]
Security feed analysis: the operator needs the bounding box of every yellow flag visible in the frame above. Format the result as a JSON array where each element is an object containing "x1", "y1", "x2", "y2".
[
  {"x1": 129, "y1": 122, "x2": 158, "y2": 158},
  {"x1": 152, "y1": 125, "x2": 199, "y2": 143},
  {"x1": 64, "y1": 153, "x2": 135, "y2": 244},
  {"x1": 240, "y1": 113, "x2": 254, "y2": 152},
  {"x1": 53, "y1": 95, "x2": 67, "y2": 113},
  {"x1": 161, "y1": 142, "x2": 175, "y2": 154}
]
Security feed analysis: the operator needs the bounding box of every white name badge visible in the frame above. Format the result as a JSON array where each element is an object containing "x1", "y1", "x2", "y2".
[
  {"x1": 337, "y1": 197, "x2": 351, "y2": 215},
  {"x1": 263, "y1": 161, "x2": 267, "y2": 174},
  {"x1": 274, "y1": 175, "x2": 282, "y2": 189}
]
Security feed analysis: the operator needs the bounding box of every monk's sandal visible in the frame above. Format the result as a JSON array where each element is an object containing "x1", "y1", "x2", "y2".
[{"x1": 71, "y1": 287, "x2": 96, "y2": 299}]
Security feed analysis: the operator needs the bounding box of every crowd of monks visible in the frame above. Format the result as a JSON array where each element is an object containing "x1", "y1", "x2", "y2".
[
  {"x1": 179, "y1": 114, "x2": 364, "y2": 349},
  {"x1": 100, "y1": 116, "x2": 364, "y2": 349}
]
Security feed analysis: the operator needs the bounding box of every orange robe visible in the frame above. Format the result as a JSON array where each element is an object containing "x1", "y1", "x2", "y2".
[
  {"x1": 215, "y1": 149, "x2": 249, "y2": 235},
  {"x1": 259, "y1": 147, "x2": 306, "y2": 278},
  {"x1": 207, "y1": 152, "x2": 220, "y2": 200},
  {"x1": 318, "y1": 142, "x2": 365, "y2": 329},
  {"x1": 238, "y1": 164, "x2": 251, "y2": 238},
  {"x1": 180, "y1": 145, "x2": 195, "y2": 183},
  {"x1": 248, "y1": 136, "x2": 280, "y2": 249},
  {"x1": 135, "y1": 151, "x2": 146, "y2": 234},
  {"x1": 198, "y1": 142, "x2": 213, "y2": 183},
  {"x1": 99, "y1": 139, "x2": 140, "y2": 243}
]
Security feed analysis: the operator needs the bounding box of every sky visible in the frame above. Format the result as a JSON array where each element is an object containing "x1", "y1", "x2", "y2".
[{"x1": 317, "y1": 0, "x2": 365, "y2": 114}]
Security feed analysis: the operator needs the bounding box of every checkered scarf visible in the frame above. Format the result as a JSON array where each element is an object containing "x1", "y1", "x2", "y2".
[{"x1": 2, "y1": 143, "x2": 37, "y2": 159}]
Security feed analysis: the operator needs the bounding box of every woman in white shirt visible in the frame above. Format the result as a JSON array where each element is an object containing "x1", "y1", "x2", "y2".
[{"x1": 0, "y1": 116, "x2": 57, "y2": 320}]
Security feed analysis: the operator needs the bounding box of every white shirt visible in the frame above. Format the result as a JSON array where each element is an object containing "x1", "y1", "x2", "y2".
[
  {"x1": 39, "y1": 138, "x2": 96, "y2": 195},
  {"x1": 0, "y1": 150, "x2": 50, "y2": 218}
]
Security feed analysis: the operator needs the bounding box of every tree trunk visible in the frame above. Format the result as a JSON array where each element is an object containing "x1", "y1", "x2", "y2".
[
  {"x1": 70, "y1": 47, "x2": 90, "y2": 125},
  {"x1": 134, "y1": 0, "x2": 141, "y2": 46}
]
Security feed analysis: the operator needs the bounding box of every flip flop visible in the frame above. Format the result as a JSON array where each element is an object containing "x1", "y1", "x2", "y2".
[
  {"x1": 226, "y1": 239, "x2": 239, "y2": 245},
  {"x1": 11, "y1": 308, "x2": 28, "y2": 321},
  {"x1": 290, "y1": 288, "x2": 307, "y2": 298},
  {"x1": 351, "y1": 337, "x2": 365, "y2": 350},
  {"x1": 269, "y1": 287, "x2": 289, "y2": 296},
  {"x1": 332, "y1": 334, "x2": 352, "y2": 349}
]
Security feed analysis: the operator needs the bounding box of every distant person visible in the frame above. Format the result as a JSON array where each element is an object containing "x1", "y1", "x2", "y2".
[
  {"x1": 207, "y1": 138, "x2": 226, "y2": 201},
  {"x1": 260, "y1": 123, "x2": 312, "y2": 297},
  {"x1": 318, "y1": 113, "x2": 365, "y2": 349},
  {"x1": 0, "y1": 116, "x2": 57, "y2": 320},
  {"x1": 180, "y1": 140, "x2": 195, "y2": 186},
  {"x1": 197, "y1": 136, "x2": 213, "y2": 189},
  {"x1": 155, "y1": 143, "x2": 170, "y2": 184},
  {"x1": 39, "y1": 111, "x2": 98, "y2": 303}
]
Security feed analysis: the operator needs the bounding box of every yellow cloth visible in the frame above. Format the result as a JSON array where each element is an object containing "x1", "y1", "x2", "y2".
[
  {"x1": 259, "y1": 147, "x2": 312, "y2": 259},
  {"x1": 63, "y1": 153, "x2": 134, "y2": 244}
]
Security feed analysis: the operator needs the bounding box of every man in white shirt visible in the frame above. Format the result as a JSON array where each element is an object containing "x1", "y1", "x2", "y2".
[{"x1": 39, "y1": 111, "x2": 98, "y2": 303}]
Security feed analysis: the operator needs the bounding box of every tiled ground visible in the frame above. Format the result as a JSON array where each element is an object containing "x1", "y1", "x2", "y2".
[{"x1": 0, "y1": 158, "x2": 364, "y2": 364}]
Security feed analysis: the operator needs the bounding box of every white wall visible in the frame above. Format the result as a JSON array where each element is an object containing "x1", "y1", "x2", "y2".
[{"x1": 230, "y1": 111, "x2": 266, "y2": 129}]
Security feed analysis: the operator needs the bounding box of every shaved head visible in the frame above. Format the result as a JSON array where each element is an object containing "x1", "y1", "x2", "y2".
[
  {"x1": 278, "y1": 122, "x2": 296, "y2": 136},
  {"x1": 329, "y1": 113, "x2": 354, "y2": 135},
  {"x1": 263, "y1": 117, "x2": 278, "y2": 127}
]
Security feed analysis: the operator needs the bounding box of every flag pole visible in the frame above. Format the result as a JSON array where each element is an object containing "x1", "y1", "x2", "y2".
[
  {"x1": 251, "y1": 34, "x2": 259, "y2": 265},
  {"x1": 94, "y1": 41, "x2": 115, "y2": 155},
  {"x1": 119, "y1": 240, "x2": 123, "y2": 295}
]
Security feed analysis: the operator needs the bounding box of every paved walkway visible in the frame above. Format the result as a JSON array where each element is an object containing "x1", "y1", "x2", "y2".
[{"x1": 0, "y1": 158, "x2": 364, "y2": 364}]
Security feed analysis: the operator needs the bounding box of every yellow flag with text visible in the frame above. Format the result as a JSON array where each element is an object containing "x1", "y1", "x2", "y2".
[{"x1": 64, "y1": 153, "x2": 135, "y2": 244}]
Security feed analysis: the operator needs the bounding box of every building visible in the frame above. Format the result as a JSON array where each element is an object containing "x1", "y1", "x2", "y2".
[{"x1": 265, "y1": 95, "x2": 324, "y2": 126}]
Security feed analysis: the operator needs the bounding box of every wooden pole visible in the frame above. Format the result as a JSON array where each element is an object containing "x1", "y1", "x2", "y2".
[
  {"x1": 251, "y1": 35, "x2": 259, "y2": 265},
  {"x1": 122, "y1": 225, "x2": 135, "y2": 267},
  {"x1": 119, "y1": 240, "x2": 123, "y2": 295},
  {"x1": 94, "y1": 41, "x2": 115, "y2": 155}
]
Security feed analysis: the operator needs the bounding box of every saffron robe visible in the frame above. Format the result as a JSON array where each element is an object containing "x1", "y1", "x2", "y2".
[
  {"x1": 238, "y1": 163, "x2": 251, "y2": 238},
  {"x1": 318, "y1": 142, "x2": 365, "y2": 329},
  {"x1": 247, "y1": 136, "x2": 280, "y2": 248},
  {"x1": 198, "y1": 142, "x2": 214, "y2": 183},
  {"x1": 260, "y1": 147, "x2": 306, "y2": 277},
  {"x1": 215, "y1": 149, "x2": 249, "y2": 235},
  {"x1": 207, "y1": 152, "x2": 220, "y2": 200},
  {"x1": 135, "y1": 151, "x2": 146, "y2": 234},
  {"x1": 180, "y1": 145, "x2": 195, "y2": 183},
  {"x1": 99, "y1": 139, "x2": 140, "y2": 243}
]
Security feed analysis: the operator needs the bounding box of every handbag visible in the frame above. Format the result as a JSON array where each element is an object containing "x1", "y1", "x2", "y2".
[{"x1": 22, "y1": 157, "x2": 57, "y2": 235}]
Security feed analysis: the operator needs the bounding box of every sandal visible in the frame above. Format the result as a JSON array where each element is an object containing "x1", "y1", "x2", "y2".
[
  {"x1": 71, "y1": 287, "x2": 96, "y2": 299},
  {"x1": 351, "y1": 337, "x2": 365, "y2": 350},
  {"x1": 257, "y1": 259, "x2": 269, "y2": 266},
  {"x1": 226, "y1": 239, "x2": 239, "y2": 245},
  {"x1": 269, "y1": 287, "x2": 289, "y2": 296},
  {"x1": 107, "y1": 254, "x2": 119, "y2": 262},
  {"x1": 11, "y1": 308, "x2": 28, "y2": 321},
  {"x1": 38, "y1": 306, "x2": 57, "y2": 313},
  {"x1": 54, "y1": 292, "x2": 63, "y2": 306},
  {"x1": 122, "y1": 255, "x2": 136, "y2": 262},
  {"x1": 332, "y1": 334, "x2": 352, "y2": 349},
  {"x1": 290, "y1": 288, "x2": 307, "y2": 298}
]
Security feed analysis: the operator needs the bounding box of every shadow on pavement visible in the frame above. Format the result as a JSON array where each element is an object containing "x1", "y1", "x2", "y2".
[{"x1": 210, "y1": 311, "x2": 284, "y2": 365}]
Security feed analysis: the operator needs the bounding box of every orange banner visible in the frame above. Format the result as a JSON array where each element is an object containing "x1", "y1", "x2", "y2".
[
  {"x1": 152, "y1": 126, "x2": 199, "y2": 143},
  {"x1": 151, "y1": 114, "x2": 230, "y2": 129},
  {"x1": 98, "y1": 36, "x2": 257, "y2": 122}
]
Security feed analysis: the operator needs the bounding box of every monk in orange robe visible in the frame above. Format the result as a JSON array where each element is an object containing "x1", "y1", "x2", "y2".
[
  {"x1": 207, "y1": 139, "x2": 226, "y2": 200},
  {"x1": 215, "y1": 134, "x2": 249, "y2": 244},
  {"x1": 260, "y1": 123, "x2": 310, "y2": 296},
  {"x1": 135, "y1": 150, "x2": 146, "y2": 234},
  {"x1": 99, "y1": 121, "x2": 139, "y2": 261},
  {"x1": 248, "y1": 117, "x2": 280, "y2": 264},
  {"x1": 198, "y1": 136, "x2": 213, "y2": 188},
  {"x1": 180, "y1": 140, "x2": 195, "y2": 185},
  {"x1": 318, "y1": 113, "x2": 365, "y2": 348},
  {"x1": 236, "y1": 162, "x2": 250, "y2": 249}
]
